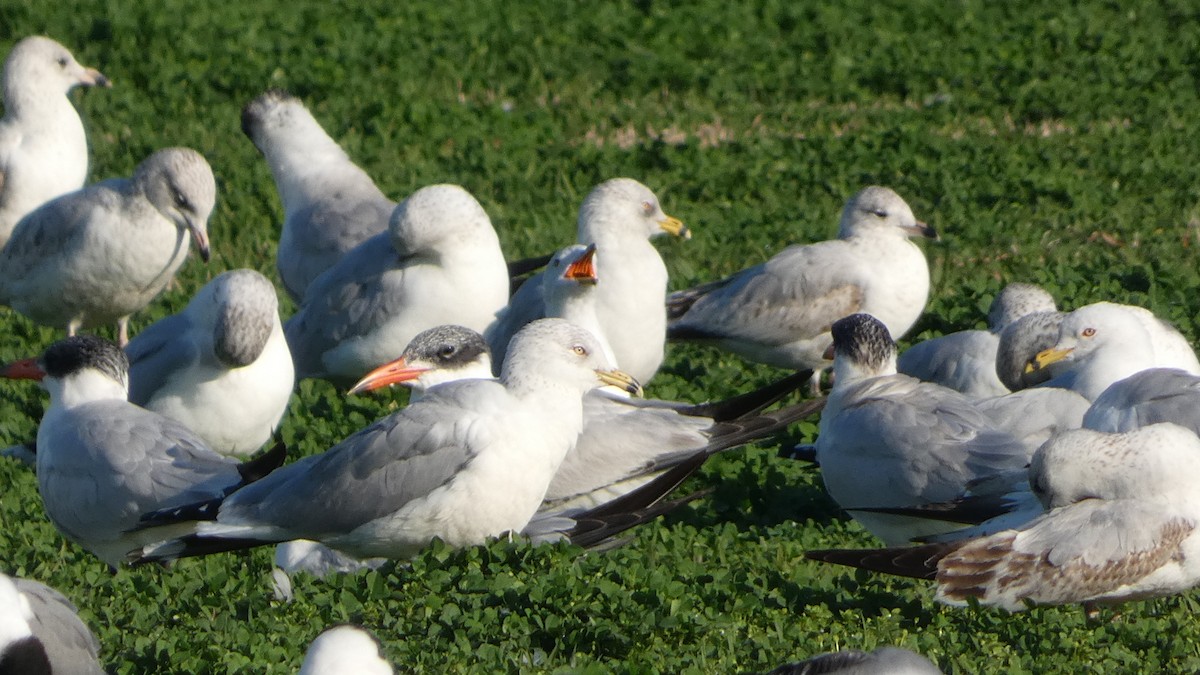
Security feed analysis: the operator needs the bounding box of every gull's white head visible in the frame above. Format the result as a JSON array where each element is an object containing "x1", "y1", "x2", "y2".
[
  {"x1": 1029, "y1": 303, "x2": 1157, "y2": 399},
  {"x1": 576, "y1": 177, "x2": 689, "y2": 243},
  {"x1": 3, "y1": 36, "x2": 110, "y2": 107},
  {"x1": 837, "y1": 186, "x2": 936, "y2": 241},
  {"x1": 388, "y1": 184, "x2": 495, "y2": 256},
  {"x1": 501, "y1": 318, "x2": 642, "y2": 397},
  {"x1": 134, "y1": 147, "x2": 216, "y2": 263},
  {"x1": 240, "y1": 89, "x2": 326, "y2": 151},
  {"x1": 349, "y1": 324, "x2": 494, "y2": 397},
  {"x1": 299, "y1": 625, "x2": 393, "y2": 675},
  {"x1": 828, "y1": 313, "x2": 899, "y2": 387}
]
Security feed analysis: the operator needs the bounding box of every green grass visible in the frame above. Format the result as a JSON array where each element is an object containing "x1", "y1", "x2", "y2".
[{"x1": 3, "y1": 0, "x2": 1200, "y2": 672}]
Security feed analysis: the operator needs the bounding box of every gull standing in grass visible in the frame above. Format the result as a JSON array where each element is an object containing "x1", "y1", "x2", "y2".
[
  {"x1": 0, "y1": 36, "x2": 111, "y2": 249},
  {"x1": 125, "y1": 269, "x2": 294, "y2": 457},
  {"x1": 898, "y1": 282, "x2": 1057, "y2": 397},
  {"x1": 1, "y1": 335, "x2": 284, "y2": 568},
  {"x1": 132, "y1": 319, "x2": 642, "y2": 564},
  {"x1": 486, "y1": 178, "x2": 688, "y2": 382},
  {"x1": 285, "y1": 183, "x2": 508, "y2": 386},
  {"x1": 767, "y1": 646, "x2": 943, "y2": 675},
  {"x1": 1027, "y1": 302, "x2": 1200, "y2": 400},
  {"x1": 241, "y1": 89, "x2": 394, "y2": 303},
  {"x1": 0, "y1": 147, "x2": 214, "y2": 345},
  {"x1": 300, "y1": 625, "x2": 393, "y2": 675},
  {"x1": 0, "y1": 573, "x2": 104, "y2": 675},
  {"x1": 667, "y1": 186, "x2": 936, "y2": 393},
  {"x1": 812, "y1": 314, "x2": 1029, "y2": 545},
  {"x1": 807, "y1": 423, "x2": 1200, "y2": 611}
]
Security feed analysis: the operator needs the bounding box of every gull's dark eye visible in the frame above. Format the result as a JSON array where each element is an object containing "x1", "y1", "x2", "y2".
[
  {"x1": 57, "y1": 56, "x2": 69, "y2": 68},
  {"x1": 173, "y1": 189, "x2": 191, "y2": 210},
  {"x1": 871, "y1": 208, "x2": 888, "y2": 218},
  {"x1": 438, "y1": 344, "x2": 456, "y2": 359}
]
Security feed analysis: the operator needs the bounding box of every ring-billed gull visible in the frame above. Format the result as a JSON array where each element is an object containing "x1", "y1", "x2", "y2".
[
  {"x1": 0, "y1": 335, "x2": 285, "y2": 567},
  {"x1": 241, "y1": 89, "x2": 394, "y2": 303},
  {"x1": 767, "y1": 646, "x2": 943, "y2": 675},
  {"x1": 300, "y1": 625, "x2": 393, "y2": 675},
  {"x1": 1028, "y1": 302, "x2": 1200, "y2": 400},
  {"x1": 0, "y1": 147, "x2": 214, "y2": 345},
  {"x1": 0, "y1": 36, "x2": 111, "y2": 248},
  {"x1": 486, "y1": 178, "x2": 688, "y2": 383},
  {"x1": 667, "y1": 186, "x2": 936, "y2": 393},
  {"x1": 0, "y1": 573, "x2": 103, "y2": 675},
  {"x1": 995, "y1": 309, "x2": 1062, "y2": 390},
  {"x1": 284, "y1": 183, "x2": 509, "y2": 386},
  {"x1": 351, "y1": 323, "x2": 820, "y2": 515},
  {"x1": 131, "y1": 319, "x2": 642, "y2": 564},
  {"x1": 125, "y1": 269, "x2": 294, "y2": 457},
  {"x1": 814, "y1": 314, "x2": 1029, "y2": 545},
  {"x1": 1083, "y1": 367, "x2": 1200, "y2": 436},
  {"x1": 898, "y1": 282, "x2": 1056, "y2": 397},
  {"x1": 807, "y1": 423, "x2": 1200, "y2": 611}
]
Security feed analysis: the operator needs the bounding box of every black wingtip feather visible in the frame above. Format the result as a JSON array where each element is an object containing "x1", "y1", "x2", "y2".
[
  {"x1": 805, "y1": 542, "x2": 957, "y2": 581},
  {"x1": 680, "y1": 370, "x2": 815, "y2": 421},
  {"x1": 236, "y1": 437, "x2": 288, "y2": 484}
]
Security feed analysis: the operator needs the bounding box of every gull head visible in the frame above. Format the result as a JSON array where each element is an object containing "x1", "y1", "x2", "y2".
[
  {"x1": 195, "y1": 269, "x2": 279, "y2": 368},
  {"x1": 828, "y1": 313, "x2": 898, "y2": 385},
  {"x1": 240, "y1": 88, "x2": 320, "y2": 151},
  {"x1": 3, "y1": 36, "x2": 110, "y2": 105},
  {"x1": 1028, "y1": 303, "x2": 1149, "y2": 377},
  {"x1": 577, "y1": 178, "x2": 689, "y2": 243},
  {"x1": 987, "y1": 282, "x2": 1057, "y2": 332},
  {"x1": 349, "y1": 324, "x2": 493, "y2": 396},
  {"x1": 501, "y1": 318, "x2": 642, "y2": 397},
  {"x1": 135, "y1": 147, "x2": 216, "y2": 263},
  {"x1": 299, "y1": 625, "x2": 393, "y2": 675},
  {"x1": 388, "y1": 184, "x2": 494, "y2": 256},
  {"x1": 838, "y1": 186, "x2": 936, "y2": 241}
]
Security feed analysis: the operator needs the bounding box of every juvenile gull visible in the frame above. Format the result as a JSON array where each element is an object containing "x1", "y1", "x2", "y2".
[
  {"x1": 807, "y1": 423, "x2": 1200, "y2": 611},
  {"x1": 241, "y1": 89, "x2": 394, "y2": 302},
  {"x1": 132, "y1": 319, "x2": 642, "y2": 563},
  {"x1": 668, "y1": 186, "x2": 936, "y2": 392},
  {"x1": 285, "y1": 183, "x2": 508, "y2": 386},
  {"x1": 898, "y1": 282, "x2": 1056, "y2": 397},
  {"x1": 0, "y1": 36, "x2": 111, "y2": 248},
  {"x1": 813, "y1": 314, "x2": 1029, "y2": 545},
  {"x1": 126, "y1": 269, "x2": 294, "y2": 457},
  {"x1": 486, "y1": 178, "x2": 688, "y2": 382},
  {"x1": 1, "y1": 335, "x2": 284, "y2": 567},
  {"x1": 0, "y1": 147, "x2": 214, "y2": 345}
]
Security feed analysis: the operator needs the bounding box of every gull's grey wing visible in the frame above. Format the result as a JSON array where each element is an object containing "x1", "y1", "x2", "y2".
[
  {"x1": 13, "y1": 579, "x2": 104, "y2": 675},
  {"x1": 218, "y1": 382, "x2": 498, "y2": 537},
  {"x1": 667, "y1": 241, "x2": 866, "y2": 346},
  {"x1": 281, "y1": 197, "x2": 393, "y2": 301},
  {"x1": 284, "y1": 233, "x2": 407, "y2": 378},
  {"x1": 768, "y1": 647, "x2": 943, "y2": 675},
  {"x1": 897, "y1": 330, "x2": 1007, "y2": 397},
  {"x1": 1084, "y1": 368, "x2": 1200, "y2": 436},
  {"x1": 125, "y1": 312, "x2": 200, "y2": 405}
]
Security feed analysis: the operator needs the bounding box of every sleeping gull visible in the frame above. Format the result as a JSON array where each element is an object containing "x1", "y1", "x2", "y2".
[
  {"x1": 806, "y1": 423, "x2": 1200, "y2": 611},
  {"x1": 0, "y1": 335, "x2": 284, "y2": 567},
  {"x1": 131, "y1": 319, "x2": 642, "y2": 564},
  {"x1": 667, "y1": 186, "x2": 936, "y2": 393},
  {"x1": 285, "y1": 183, "x2": 508, "y2": 386},
  {"x1": 0, "y1": 573, "x2": 104, "y2": 675},
  {"x1": 486, "y1": 177, "x2": 688, "y2": 382},
  {"x1": 300, "y1": 625, "x2": 393, "y2": 675},
  {"x1": 241, "y1": 89, "x2": 394, "y2": 303},
  {"x1": 812, "y1": 313, "x2": 1029, "y2": 545},
  {"x1": 897, "y1": 282, "x2": 1056, "y2": 397},
  {"x1": 0, "y1": 36, "x2": 111, "y2": 248},
  {"x1": 126, "y1": 269, "x2": 294, "y2": 457},
  {"x1": 1028, "y1": 302, "x2": 1200, "y2": 400},
  {"x1": 0, "y1": 147, "x2": 214, "y2": 345}
]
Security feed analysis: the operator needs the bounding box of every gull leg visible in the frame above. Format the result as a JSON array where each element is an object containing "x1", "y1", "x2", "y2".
[
  {"x1": 67, "y1": 319, "x2": 81, "y2": 337},
  {"x1": 118, "y1": 318, "x2": 129, "y2": 347}
]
